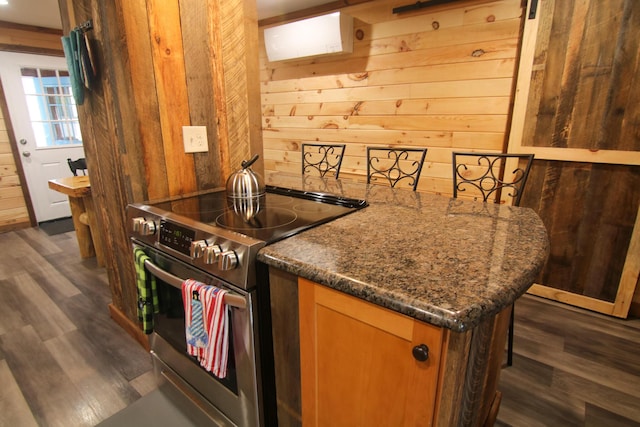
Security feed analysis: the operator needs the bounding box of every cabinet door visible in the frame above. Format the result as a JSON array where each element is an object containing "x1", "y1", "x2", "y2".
[{"x1": 299, "y1": 278, "x2": 446, "y2": 427}]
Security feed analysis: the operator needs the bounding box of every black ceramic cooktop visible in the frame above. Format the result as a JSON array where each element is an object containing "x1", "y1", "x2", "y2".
[{"x1": 149, "y1": 186, "x2": 367, "y2": 244}]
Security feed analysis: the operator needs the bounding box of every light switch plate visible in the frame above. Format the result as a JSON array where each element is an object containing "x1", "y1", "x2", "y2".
[{"x1": 182, "y1": 126, "x2": 209, "y2": 153}]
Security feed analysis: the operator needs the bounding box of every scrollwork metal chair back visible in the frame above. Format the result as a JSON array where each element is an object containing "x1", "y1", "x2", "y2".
[
  {"x1": 367, "y1": 147, "x2": 427, "y2": 191},
  {"x1": 302, "y1": 143, "x2": 346, "y2": 179},
  {"x1": 452, "y1": 152, "x2": 534, "y2": 206}
]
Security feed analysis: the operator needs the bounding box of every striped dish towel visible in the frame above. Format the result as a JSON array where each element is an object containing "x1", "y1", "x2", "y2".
[
  {"x1": 134, "y1": 247, "x2": 159, "y2": 334},
  {"x1": 182, "y1": 279, "x2": 229, "y2": 378}
]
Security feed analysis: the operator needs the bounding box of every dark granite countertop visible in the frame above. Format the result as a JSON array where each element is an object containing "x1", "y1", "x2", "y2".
[{"x1": 257, "y1": 173, "x2": 549, "y2": 332}]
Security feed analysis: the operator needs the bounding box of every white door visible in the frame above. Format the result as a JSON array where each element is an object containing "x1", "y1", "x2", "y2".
[{"x1": 0, "y1": 52, "x2": 85, "y2": 222}]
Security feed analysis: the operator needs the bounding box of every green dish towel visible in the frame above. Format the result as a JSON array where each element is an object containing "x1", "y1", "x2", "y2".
[
  {"x1": 61, "y1": 29, "x2": 84, "y2": 105},
  {"x1": 134, "y1": 247, "x2": 159, "y2": 334}
]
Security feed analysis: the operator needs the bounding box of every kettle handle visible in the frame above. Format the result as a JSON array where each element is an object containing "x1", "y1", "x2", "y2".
[{"x1": 241, "y1": 154, "x2": 259, "y2": 169}]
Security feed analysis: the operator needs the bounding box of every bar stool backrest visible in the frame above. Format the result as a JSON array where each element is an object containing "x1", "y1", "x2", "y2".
[
  {"x1": 302, "y1": 143, "x2": 346, "y2": 179},
  {"x1": 67, "y1": 158, "x2": 88, "y2": 176},
  {"x1": 366, "y1": 147, "x2": 427, "y2": 191},
  {"x1": 452, "y1": 152, "x2": 534, "y2": 206}
]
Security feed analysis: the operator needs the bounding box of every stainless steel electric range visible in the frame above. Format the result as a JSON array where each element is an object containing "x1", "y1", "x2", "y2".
[{"x1": 118, "y1": 185, "x2": 367, "y2": 427}]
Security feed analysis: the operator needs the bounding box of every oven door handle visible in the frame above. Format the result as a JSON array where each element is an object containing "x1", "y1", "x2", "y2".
[{"x1": 143, "y1": 259, "x2": 247, "y2": 310}]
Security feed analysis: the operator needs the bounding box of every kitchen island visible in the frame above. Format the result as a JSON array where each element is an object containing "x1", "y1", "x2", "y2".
[{"x1": 257, "y1": 173, "x2": 549, "y2": 426}]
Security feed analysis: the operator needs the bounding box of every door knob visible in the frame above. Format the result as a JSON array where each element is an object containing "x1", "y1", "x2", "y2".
[
  {"x1": 412, "y1": 344, "x2": 429, "y2": 362},
  {"x1": 22, "y1": 151, "x2": 31, "y2": 157}
]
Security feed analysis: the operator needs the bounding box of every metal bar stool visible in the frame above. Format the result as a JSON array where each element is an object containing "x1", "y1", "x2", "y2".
[
  {"x1": 367, "y1": 147, "x2": 427, "y2": 191},
  {"x1": 302, "y1": 143, "x2": 346, "y2": 179},
  {"x1": 452, "y1": 151, "x2": 535, "y2": 367}
]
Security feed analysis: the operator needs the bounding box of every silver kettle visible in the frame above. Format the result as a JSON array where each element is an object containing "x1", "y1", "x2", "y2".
[
  {"x1": 226, "y1": 155, "x2": 265, "y2": 222},
  {"x1": 226, "y1": 154, "x2": 265, "y2": 199}
]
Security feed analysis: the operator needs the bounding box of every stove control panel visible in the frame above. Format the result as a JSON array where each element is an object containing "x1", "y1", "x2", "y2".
[
  {"x1": 161, "y1": 220, "x2": 195, "y2": 255},
  {"x1": 128, "y1": 204, "x2": 266, "y2": 289},
  {"x1": 191, "y1": 240, "x2": 238, "y2": 271}
]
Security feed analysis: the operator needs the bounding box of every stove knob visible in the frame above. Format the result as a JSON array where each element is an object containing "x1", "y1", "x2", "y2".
[
  {"x1": 203, "y1": 245, "x2": 223, "y2": 265},
  {"x1": 132, "y1": 217, "x2": 145, "y2": 233},
  {"x1": 190, "y1": 240, "x2": 207, "y2": 258},
  {"x1": 141, "y1": 220, "x2": 156, "y2": 236},
  {"x1": 218, "y1": 250, "x2": 238, "y2": 270}
]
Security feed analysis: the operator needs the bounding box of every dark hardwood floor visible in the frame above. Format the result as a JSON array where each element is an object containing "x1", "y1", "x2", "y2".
[
  {"x1": 0, "y1": 227, "x2": 155, "y2": 426},
  {"x1": 497, "y1": 295, "x2": 640, "y2": 426},
  {"x1": 0, "y1": 226, "x2": 639, "y2": 426}
]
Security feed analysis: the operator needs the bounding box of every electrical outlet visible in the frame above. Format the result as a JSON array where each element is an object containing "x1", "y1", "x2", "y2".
[{"x1": 182, "y1": 126, "x2": 209, "y2": 153}]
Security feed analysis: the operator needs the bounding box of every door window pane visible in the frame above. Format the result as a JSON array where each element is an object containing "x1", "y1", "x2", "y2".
[{"x1": 21, "y1": 68, "x2": 82, "y2": 148}]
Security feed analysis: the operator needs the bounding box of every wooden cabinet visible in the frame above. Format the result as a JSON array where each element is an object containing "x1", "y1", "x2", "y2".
[
  {"x1": 298, "y1": 278, "x2": 447, "y2": 426},
  {"x1": 269, "y1": 269, "x2": 510, "y2": 426}
]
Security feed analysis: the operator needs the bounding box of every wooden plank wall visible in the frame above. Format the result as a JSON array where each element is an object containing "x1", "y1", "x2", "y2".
[
  {"x1": 259, "y1": 0, "x2": 524, "y2": 196},
  {"x1": 522, "y1": 0, "x2": 640, "y2": 154},
  {"x1": 56, "y1": 0, "x2": 135, "y2": 319},
  {"x1": 523, "y1": 161, "x2": 639, "y2": 303},
  {"x1": 117, "y1": 0, "x2": 261, "y2": 202},
  {"x1": 55, "y1": 0, "x2": 262, "y2": 327},
  {"x1": 512, "y1": 0, "x2": 640, "y2": 314},
  {"x1": 0, "y1": 21, "x2": 64, "y2": 56},
  {"x1": 0, "y1": 86, "x2": 31, "y2": 232}
]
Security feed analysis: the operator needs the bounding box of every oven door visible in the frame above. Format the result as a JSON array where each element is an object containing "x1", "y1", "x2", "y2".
[{"x1": 134, "y1": 242, "x2": 262, "y2": 427}]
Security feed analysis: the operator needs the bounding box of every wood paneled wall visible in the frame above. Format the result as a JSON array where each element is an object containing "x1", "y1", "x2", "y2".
[
  {"x1": 523, "y1": 161, "x2": 639, "y2": 303},
  {"x1": 0, "y1": 85, "x2": 31, "y2": 232},
  {"x1": 510, "y1": 0, "x2": 640, "y2": 317},
  {"x1": 56, "y1": 0, "x2": 262, "y2": 329},
  {"x1": 116, "y1": 0, "x2": 262, "y2": 201},
  {"x1": 259, "y1": 0, "x2": 523, "y2": 195},
  {"x1": 0, "y1": 21, "x2": 63, "y2": 56}
]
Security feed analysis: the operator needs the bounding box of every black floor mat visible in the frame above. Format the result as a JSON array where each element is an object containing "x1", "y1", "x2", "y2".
[{"x1": 39, "y1": 217, "x2": 75, "y2": 235}]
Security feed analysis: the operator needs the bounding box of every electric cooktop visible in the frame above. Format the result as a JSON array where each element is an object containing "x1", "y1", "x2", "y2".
[{"x1": 143, "y1": 185, "x2": 368, "y2": 244}]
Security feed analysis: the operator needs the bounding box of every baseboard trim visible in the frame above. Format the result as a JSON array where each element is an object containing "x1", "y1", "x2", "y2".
[
  {"x1": 0, "y1": 220, "x2": 31, "y2": 234},
  {"x1": 108, "y1": 303, "x2": 150, "y2": 352},
  {"x1": 630, "y1": 301, "x2": 640, "y2": 318}
]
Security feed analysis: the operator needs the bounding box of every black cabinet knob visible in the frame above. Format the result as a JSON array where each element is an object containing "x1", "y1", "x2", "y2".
[{"x1": 412, "y1": 344, "x2": 429, "y2": 362}]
